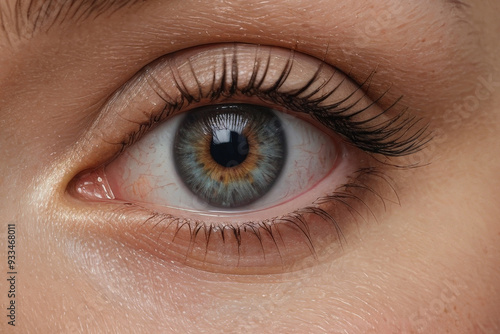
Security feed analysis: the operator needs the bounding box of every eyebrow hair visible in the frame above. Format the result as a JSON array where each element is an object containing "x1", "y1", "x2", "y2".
[
  {"x1": 1, "y1": 0, "x2": 141, "y2": 39},
  {"x1": 1, "y1": 0, "x2": 470, "y2": 41}
]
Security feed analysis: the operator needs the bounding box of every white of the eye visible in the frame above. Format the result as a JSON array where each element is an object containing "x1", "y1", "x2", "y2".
[
  {"x1": 105, "y1": 109, "x2": 338, "y2": 218},
  {"x1": 237, "y1": 111, "x2": 337, "y2": 212}
]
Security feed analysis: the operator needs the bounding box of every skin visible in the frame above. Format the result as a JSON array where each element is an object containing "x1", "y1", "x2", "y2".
[{"x1": 1, "y1": 0, "x2": 499, "y2": 333}]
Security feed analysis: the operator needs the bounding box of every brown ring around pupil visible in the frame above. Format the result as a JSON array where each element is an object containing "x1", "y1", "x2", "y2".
[{"x1": 195, "y1": 128, "x2": 260, "y2": 186}]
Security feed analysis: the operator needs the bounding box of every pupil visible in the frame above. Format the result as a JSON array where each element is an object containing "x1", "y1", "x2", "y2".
[{"x1": 210, "y1": 130, "x2": 249, "y2": 167}]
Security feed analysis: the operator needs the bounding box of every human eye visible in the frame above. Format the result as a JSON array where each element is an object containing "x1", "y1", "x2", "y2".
[
  {"x1": 101, "y1": 103, "x2": 338, "y2": 211},
  {"x1": 68, "y1": 43, "x2": 428, "y2": 274}
]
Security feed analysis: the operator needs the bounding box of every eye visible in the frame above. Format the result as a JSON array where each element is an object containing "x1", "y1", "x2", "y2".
[
  {"x1": 99, "y1": 102, "x2": 339, "y2": 214},
  {"x1": 69, "y1": 43, "x2": 427, "y2": 274}
]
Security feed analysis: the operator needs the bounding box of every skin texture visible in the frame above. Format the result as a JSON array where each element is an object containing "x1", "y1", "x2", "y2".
[{"x1": 1, "y1": 0, "x2": 499, "y2": 333}]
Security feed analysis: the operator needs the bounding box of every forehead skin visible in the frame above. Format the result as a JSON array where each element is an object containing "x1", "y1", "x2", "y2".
[{"x1": 0, "y1": 0, "x2": 499, "y2": 333}]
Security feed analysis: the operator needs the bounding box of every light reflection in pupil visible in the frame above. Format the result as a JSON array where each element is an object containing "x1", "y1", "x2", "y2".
[{"x1": 210, "y1": 130, "x2": 249, "y2": 167}]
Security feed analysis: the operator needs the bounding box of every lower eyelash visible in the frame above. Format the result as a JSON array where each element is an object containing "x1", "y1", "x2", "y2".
[{"x1": 119, "y1": 165, "x2": 395, "y2": 273}]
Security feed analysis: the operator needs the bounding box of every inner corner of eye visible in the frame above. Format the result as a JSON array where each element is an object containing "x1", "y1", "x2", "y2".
[
  {"x1": 79, "y1": 102, "x2": 344, "y2": 218},
  {"x1": 71, "y1": 167, "x2": 116, "y2": 202}
]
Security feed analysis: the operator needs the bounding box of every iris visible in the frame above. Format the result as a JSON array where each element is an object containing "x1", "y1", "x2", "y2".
[{"x1": 173, "y1": 104, "x2": 286, "y2": 208}]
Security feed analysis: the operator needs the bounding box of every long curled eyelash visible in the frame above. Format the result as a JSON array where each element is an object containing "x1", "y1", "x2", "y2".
[{"x1": 122, "y1": 45, "x2": 430, "y2": 158}]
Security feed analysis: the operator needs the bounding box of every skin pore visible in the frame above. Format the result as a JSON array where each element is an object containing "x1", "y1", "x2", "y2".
[{"x1": 1, "y1": 0, "x2": 500, "y2": 333}]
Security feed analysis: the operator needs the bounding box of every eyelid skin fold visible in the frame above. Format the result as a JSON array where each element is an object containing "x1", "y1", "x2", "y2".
[
  {"x1": 66, "y1": 43, "x2": 426, "y2": 274},
  {"x1": 79, "y1": 43, "x2": 426, "y2": 167}
]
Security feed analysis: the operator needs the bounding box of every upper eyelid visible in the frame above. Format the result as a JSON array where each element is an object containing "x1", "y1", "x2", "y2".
[
  {"x1": 62, "y1": 45, "x2": 316, "y2": 173},
  {"x1": 117, "y1": 45, "x2": 363, "y2": 147},
  {"x1": 68, "y1": 43, "x2": 428, "y2": 180},
  {"x1": 144, "y1": 44, "x2": 429, "y2": 156},
  {"x1": 147, "y1": 44, "x2": 369, "y2": 118}
]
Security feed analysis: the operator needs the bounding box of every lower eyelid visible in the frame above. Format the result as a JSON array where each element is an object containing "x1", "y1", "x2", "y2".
[{"x1": 66, "y1": 143, "x2": 388, "y2": 274}]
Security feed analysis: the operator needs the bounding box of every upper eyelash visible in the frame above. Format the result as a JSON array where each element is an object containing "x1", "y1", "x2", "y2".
[{"x1": 122, "y1": 45, "x2": 431, "y2": 159}]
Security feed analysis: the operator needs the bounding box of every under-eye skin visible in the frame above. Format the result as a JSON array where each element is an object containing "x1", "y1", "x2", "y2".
[{"x1": 69, "y1": 43, "x2": 429, "y2": 274}]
